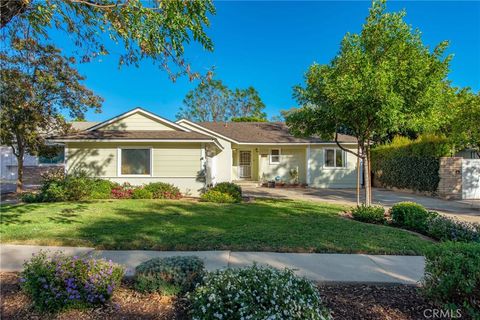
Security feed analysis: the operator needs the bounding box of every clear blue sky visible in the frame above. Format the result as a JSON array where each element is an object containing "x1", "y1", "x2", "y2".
[{"x1": 62, "y1": 1, "x2": 480, "y2": 122}]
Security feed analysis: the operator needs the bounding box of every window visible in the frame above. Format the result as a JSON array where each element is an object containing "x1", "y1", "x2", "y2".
[
  {"x1": 120, "y1": 148, "x2": 151, "y2": 175},
  {"x1": 270, "y1": 149, "x2": 280, "y2": 164},
  {"x1": 38, "y1": 148, "x2": 65, "y2": 165},
  {"x1": 324, "y1": 149, "x2": 345, "y2": 168}
]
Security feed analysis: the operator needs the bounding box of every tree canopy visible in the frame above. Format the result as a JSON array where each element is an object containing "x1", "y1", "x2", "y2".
[
  {"x1": 176, "y1": 79, "x2": 266, "y2": 122},
  {"x1": 1, "y1": 0, "x2": 215, "y2": 80},
  {"x1": 285, "y1": 0, "x2": 451, "y2": 204},
  {"x1": 0, "y1": 39, "x2": 102, "y2": 192}
]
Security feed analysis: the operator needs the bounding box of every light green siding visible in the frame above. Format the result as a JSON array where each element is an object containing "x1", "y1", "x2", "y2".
[
  {"x1": 65, "y1": 142, "x2": 205, "y2": 195},
  {"x1": 258, "y1": 147, "x2": 306, "y2": 183},
  {"x1": 101, "y1": 112, "x2": 176, "y2": 131},
  {"x1": 309, "y1": 146, "x2": 358, "y2": 188}
]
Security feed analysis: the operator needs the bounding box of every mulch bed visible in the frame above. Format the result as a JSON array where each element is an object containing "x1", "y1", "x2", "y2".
[
  {"x1": 1, "y1": 272, "x2": 460, "y2": 320},
  {"x1": 0, "y1": 272, "x2": 188, "y2": 320},
  {"x1": 317, "y1": 283, "x2": 461, "y2": 320}
]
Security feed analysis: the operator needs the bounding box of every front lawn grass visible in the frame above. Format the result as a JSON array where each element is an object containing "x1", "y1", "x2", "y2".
[{"x1": 0, "y1": 199, "x2": 434, "y2": 255}]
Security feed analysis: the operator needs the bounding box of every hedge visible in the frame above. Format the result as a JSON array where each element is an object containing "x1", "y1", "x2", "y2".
[{"x1": 371, "y1": 135, "x2": 452, "y2": 192}]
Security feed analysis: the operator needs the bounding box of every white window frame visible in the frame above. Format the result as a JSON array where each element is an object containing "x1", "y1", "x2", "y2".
[
  {"x1": 269, "y1": 148, "x2": 281, "y2": 165},
  {"x1": 323, "y1": 148, "x2": 346, "y2": 169},
  {"x1": 117, "y1": 147, "x2": 153, "y2": 177}
]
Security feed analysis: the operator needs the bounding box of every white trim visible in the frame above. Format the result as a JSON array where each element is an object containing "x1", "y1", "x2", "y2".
[
  {"x1": 87, "y1": 108, "x2": 191, "y2": 132},
  {"x1": 55, "y1": 138, "x2": 224, "y2": 151},
  {"x1": 176, "y1": 119, "x2": 238, "y2": 143},
  {"x1": 323, "y1": 148, "x2": 347, "y2": 169},
  {"x1": 236, "y1": 142, "x2": 358, "y2": 146},
  {"x1": 269, "y1": 148, "x2": 281, "y2": 165},
  {"x1": 306, "y1": 145, "x2": 311, "y2": 185},
  {"x1": 64, "y1": 146, "x2": 68, "y2": 174},
  {"x1": 117, "y1": 147, "x2": 153, "y2": 177}
]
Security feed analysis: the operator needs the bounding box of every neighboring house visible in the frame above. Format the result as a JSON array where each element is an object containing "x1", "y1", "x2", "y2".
[
  {"x1": 0, "y1": 122, "x2": 98, "y2": 183},
  {"x1": 49, "y1": 108, "x2": 360, "y2": 196}
]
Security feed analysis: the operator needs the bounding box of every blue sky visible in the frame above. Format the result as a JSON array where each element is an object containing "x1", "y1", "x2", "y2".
[{"x1": 63, "y1": 1, "x2": 480, "y2": 122}]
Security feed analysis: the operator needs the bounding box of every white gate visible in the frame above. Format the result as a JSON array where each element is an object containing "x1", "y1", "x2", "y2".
[
  {"x1": 462, "y1": 159, "x2": 480, "y2": 200},
  {"x1": 239, "y1": 151, "x2": 251, "y2": 179}
]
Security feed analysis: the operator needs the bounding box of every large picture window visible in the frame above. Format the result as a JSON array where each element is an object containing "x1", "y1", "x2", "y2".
[
  {"x1": 120, "y1": 148, "x2": 151, "y2": 175},
  {"x1": 324, "y1": 149, "x2": 345, "y2": 168}
]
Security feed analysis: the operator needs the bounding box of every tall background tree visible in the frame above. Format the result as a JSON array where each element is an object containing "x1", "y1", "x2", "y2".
[
  {"x1": 285, "y1": 0, "x2": 451, "y2": 205},
  {"x1": 1, "y1": 0, "x2": 215, "y2": 80},
  {"x1": 0, "y1": 39, "x2": 102, "y2": 192},
  {"x1": 176, "y1": 79, "x2": 266, "y2": 122}
]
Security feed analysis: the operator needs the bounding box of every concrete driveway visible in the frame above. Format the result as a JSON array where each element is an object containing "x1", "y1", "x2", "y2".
[{"x1": 242, "y1": 185, "x2": 480, "y2": 223}]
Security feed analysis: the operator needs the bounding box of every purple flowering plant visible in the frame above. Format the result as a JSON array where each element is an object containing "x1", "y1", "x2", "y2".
[{"x1": 20, "y1": 251, "x2": 124, "y2": 312}]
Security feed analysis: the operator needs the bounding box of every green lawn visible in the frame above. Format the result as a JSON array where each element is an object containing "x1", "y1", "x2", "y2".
[{"x1": 0, "y1": 199, "x2": 434, "y2": 255}]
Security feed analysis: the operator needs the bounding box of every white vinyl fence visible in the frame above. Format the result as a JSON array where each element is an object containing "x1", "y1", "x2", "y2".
[{"x1": 462, "y1": 159, "x2": 480, "y2": 200}]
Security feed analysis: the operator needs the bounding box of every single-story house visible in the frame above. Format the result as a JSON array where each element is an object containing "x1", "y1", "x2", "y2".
[{"x1": 50, "y1": 107, "x2": 360, "y2": 196}]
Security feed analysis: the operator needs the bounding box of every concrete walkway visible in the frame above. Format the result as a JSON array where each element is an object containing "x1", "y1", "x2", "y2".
[
  {"x1": 241, "y1": 185, "x2": 480, "y2": 223},
  {"x1": 0, "y1": 244, "x2": 424, "y2": 285}
]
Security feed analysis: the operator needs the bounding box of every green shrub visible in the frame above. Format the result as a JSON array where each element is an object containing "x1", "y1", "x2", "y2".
[
  {"x1": 371, "y1": 135, "x2": 451, "y2": 192},
  {"x1": 427, "y1": 215, "x2": 480, "y2": 243},
  {"x1": 390, "y1": 202, "x2": 435, "y2": 233},
  {"x1": 134, "y1": 256, "x2": 204, "y2": 296},
  {"x1": 21, "y1": 192, "x2": 41, "y2": 203},
  {"x1": 351, "y1": 205, "x2": 386, "y2": 224},
  {"x1": 422, "y1": 242, "x2": 480, "y2": 318},
  {"x1": 20, "y1": 251, "x2": 124, "y2": 312},
  {"x1": 131, "y1": 188, "x2": 153, "y2": 199},
  {"x1": 63, "y1": 175, "x2": 94, "y2": 200},
  {"x1": 38, "y1": 171, "x2": 97, "y2": 202},
  {"x1": 209, "y1": 182, "x2": 242, "y2": 202},
  {"x1": 41, "y1": 182, "x2": 68, "y2": 202},
  {"x1": 188, "y1": 265, "x2": 332, "y2": 320},
  {"x1": 144, "y1": 182, "x2": 182, "y2": 199},
  {"x1": 90, "y1": 180, "x2": 116, "y2": 199},
  {"x1": 200, "y1": 190, "x2": 236, "y2": 203}
]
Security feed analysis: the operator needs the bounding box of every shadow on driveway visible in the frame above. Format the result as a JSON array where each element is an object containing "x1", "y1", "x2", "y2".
[{"x1": 243, "y1": 186, "x2": 480, "y2": 223}]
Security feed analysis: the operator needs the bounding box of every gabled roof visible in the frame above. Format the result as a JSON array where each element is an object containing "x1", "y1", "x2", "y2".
[
  {"x1": 86, "y1": 107, "x2": 190, "y2": 132},
  {"x1": 180, "y1": 121, "x2": 357, "y2": 144},
  {"x1": 71, "y1": 121, "x2": 99, "y2": 131},
  {"x1": 50, "y1": 130, "x2": 212, "y2": 141}
]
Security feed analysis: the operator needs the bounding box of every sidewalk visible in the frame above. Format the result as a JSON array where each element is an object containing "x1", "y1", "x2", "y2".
[{"x1": 0, "y1": 244, "x2": 425, "y2": 285}]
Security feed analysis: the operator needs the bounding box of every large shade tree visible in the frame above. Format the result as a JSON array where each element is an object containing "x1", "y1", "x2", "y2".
[
  {"x1": 285, "y1": 0, "x2": 450, "y2": 205},
  {"x1": 0, "y1": 39, "x2": 102, "y2": 192},
  {"x1": 177, "y1": 79, "x2": 266, "y2": 122},
  {"x1": 1, "y1": 0, "x2": 215, "y2": 80}
]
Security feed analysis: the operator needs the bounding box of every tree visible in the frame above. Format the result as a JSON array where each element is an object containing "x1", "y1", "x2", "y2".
[
  {"x1": 285, "y1": 0, "x2": 450, "y2": 205},
  {"x1": 176, "y1": 80, "x2": 267, "y2": 122},
  {"x1": 0, "y1": 39, "x2": 102, "y2": 192},
  {"x1": 448, "y1": 89, "x2": 480, "y2": 157},
  {"x1": 1, "y1": 0, "x2": 215, "y2": 80},
  {"x1": 231, "y1": 116, "x2": 267, "y2": 122},
  {"x1": 229, "y1": 87, "x2": 266, "y2": 120}
]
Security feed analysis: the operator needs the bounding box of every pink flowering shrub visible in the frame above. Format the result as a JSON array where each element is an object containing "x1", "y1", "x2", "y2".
[
  {"x1": 20, "y1": 251, "x2": 124, "y2": 312},
  {"x1": 111, "y1": 182, "x2": 135, "y2": 199}
]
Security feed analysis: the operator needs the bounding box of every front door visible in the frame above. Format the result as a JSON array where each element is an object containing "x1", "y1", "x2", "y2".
[{"x1": 239, "y1": 151, "x2": 252, "y2": 179}]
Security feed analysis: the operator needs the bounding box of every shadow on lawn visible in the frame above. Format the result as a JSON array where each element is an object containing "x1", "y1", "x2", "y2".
[
  {"x1": 59, "y1": 200, "x2": 355, "y2": 252},
  {"x1": 47, "y1": 204, "x2": 89, "y2": 224},
  {"x1": 0, "y1": 204, "x2": 44, "y2": 225}
]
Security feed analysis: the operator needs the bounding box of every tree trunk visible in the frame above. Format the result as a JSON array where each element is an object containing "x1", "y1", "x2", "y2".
[
  {"x1": 16, "y1": 150, "x2": 24, "y2": 193},
  {"x1": 356, "y1": 144, "x2": 361, "y2": 206},
  {"x1": 367, "y1": 142, "x2": 372, "y2": 203},
  {"x1": 363, "y1": 142, "x2": 372, "y2": 206}
]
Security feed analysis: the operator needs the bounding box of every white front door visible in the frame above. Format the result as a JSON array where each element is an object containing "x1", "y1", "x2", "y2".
[{"x1": 239, "y1": 151, "x2": 252, "y2": 179}]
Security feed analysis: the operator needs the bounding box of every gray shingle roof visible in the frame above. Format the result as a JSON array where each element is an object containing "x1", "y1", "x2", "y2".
[{"x1": 195, "y1": 122, "x2": 357, "y2": 143}]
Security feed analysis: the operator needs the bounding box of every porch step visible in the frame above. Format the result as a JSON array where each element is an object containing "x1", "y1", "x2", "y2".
[{"x1": 233, "y1": 180, "x2": 260, "y2": 187}]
